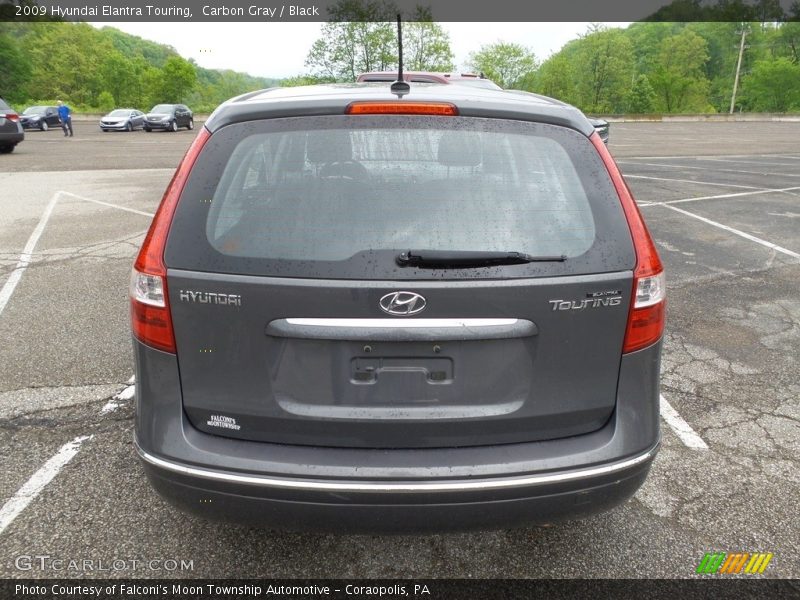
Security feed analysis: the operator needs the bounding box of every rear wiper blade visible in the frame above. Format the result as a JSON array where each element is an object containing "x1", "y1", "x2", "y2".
[{"x1": 396, "y1": 250, "x2": 567, "y2": 268}]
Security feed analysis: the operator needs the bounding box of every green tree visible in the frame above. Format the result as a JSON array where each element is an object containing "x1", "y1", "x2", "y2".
[
  {"x1": 685, "y1": 22, "x2": 741, "y2": 112},
  {"x1": 21, "y1": 22, "x2": 111, "y2": 105},
  {"x1": 572, "y1": 27, "x2": 634, "y2": 112},
  {"x1": 534, "y1": 51, "x2": 578, "y2": 104},
  {"x1": 627, "y1": 74, "x2": 657, "y2": 113},
  {"x1": 773, "y1": 22, "x2": 800, "y2": 63},
  {"x1": 97, "y1": 90, "x2": 115, "y2": 112},
  {"x1": 156, "y1": 56, "x2": 197, "y2": 102},
  {"x1": 142, "y1": 64, "x2": 167, "y2": 107},
  {"x1": 467, "y1": 42, "x2": 537, "y2": 89},
  {"x1": 128, "y1": 56, "x2": 156, "y2": 109},
  {"x1": 404, "y1": 7, "x2": 454, "y2": 72},
  {"x1": 100, "y1": 51, "x2": 136, "y2": 107},
  {"x1": 0, "y1": 34, "x2": 31, "y2": 102},
  {"x1": 743, "y1": 57, "x2": 800, "y2": 111},
  {"x1": 305, "y1": 0, "x2": 455, "y2": 81},
  {"x1": 649, "y1": 29, "x2": 712, "y2": 112},
  {"x1": 305, "y1": 0, "x2": 397, "y2": 81},
  {"x1": 306, "y1": 20, "x2": 396, "y2": 80}
]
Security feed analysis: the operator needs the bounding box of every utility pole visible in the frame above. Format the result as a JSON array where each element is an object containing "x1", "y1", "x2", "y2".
[{"x1": 729, "y1": 29, "x2": 747, "y2": 114}]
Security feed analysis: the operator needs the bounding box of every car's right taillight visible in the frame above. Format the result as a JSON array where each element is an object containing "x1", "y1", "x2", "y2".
[
  {"x1": 130, "y1": 127, "x2": 210, "y2": 353},
  {"x1": 591, "y1": 133, "x2": 666, "y2": 353}
]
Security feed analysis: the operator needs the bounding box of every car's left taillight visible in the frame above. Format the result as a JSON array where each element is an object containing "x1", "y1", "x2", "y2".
[
  {"x1": 130, "y1": 128, "x2": 210, "y2": 353},
  {"x1": 3, "y1": 113, "x2": 19, "y2": 122},
  {"x1": 591, "y1": 133, "x2": 666, "y2": 353}
]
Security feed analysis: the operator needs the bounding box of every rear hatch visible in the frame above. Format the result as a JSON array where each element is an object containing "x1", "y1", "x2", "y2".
[{"x1": 164, "y1": 115, "x2": 635, "y2": 449}]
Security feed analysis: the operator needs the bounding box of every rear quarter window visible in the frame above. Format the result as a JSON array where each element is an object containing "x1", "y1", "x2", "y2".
[{"x1": 165, "y1": 116, "x2": 635, "y2": 280}]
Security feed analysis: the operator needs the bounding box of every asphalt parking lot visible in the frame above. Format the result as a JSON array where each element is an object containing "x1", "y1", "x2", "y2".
[{"x1": 0, "y1": 121, "x2": 798, "y2": 579}]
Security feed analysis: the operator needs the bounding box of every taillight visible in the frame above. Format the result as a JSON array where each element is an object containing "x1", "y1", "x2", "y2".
[
  {"x1": 130, "y1": 127, "x2": 210, "y2": 353},
  {"x1": 591, "y1": 133, "x2": 666, "y2": 353},
  {"x1": 345, "y1": 101, "x2": 458, "y2": 116},
  {"x1": 3, "y1": 113, "x2": 19, "y2": 122}
]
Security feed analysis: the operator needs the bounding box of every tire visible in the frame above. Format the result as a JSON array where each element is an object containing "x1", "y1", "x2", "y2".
[
  {"x1": 102, "y1": 128, "x2": 109, "y2": 132},
  {"x1": 0, "y1": 145, "x2": 13, "y2": 154},
  {"x1": 41, "y1": 121, "x2": 48, "y2": 132},
  {"x1": 144, "y1": 126, "x2": 151, "y2": 132},
  {"x1": 187, "y1": 118, "x2": 194, "y2": 130},
  {"x1": 125, "y1": 122, "x2": 132, "y2": 132},
  {"x1": 170, "y1": 120, "x2": 178, "y2": 132}
]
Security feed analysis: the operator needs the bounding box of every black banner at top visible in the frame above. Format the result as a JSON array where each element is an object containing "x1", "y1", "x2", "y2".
[{"x1": 1, "y1": 0, "x2": 799, "y2": 22}]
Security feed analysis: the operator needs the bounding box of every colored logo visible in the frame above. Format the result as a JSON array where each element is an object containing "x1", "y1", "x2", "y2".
[{"x1": 696, "y1": 552, "x2": 773, "y2": 574}]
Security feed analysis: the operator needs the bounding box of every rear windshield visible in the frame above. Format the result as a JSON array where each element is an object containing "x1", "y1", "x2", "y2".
[{"x1": 166, "y1": 116, "x2": 634, "y2": 280}]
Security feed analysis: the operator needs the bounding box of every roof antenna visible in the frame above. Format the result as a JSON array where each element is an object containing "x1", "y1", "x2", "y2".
[{"x1": 390, "y1": 14, "x2": 410, "y2": 98}]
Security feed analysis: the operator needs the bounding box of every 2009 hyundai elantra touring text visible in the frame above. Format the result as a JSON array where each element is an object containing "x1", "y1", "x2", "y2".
[{"x1": 130, "y1": 82, "x2": 665, "y2": 532}]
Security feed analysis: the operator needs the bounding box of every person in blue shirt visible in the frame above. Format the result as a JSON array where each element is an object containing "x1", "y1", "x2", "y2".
[{"x1": 57, "y1": 100, "x2": 73, "y2": 137}]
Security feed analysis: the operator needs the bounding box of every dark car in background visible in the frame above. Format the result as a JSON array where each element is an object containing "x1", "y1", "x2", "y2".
[
  {"x1": 100, "y1": 108, "x2": 146, "y2": 132},
  {"x1": 20, "y1": 105, "x2": 60, "y2": 131},
  {"x1": 0, "y1": 98, "x2": 24, "y2": 153},
  {"x1": 131, "y1": 84, "x2": 665, "y2": 533},
  {"x1": 588, "y1": 117, "x2": 610, "y2": 144},
  {"x1": 144, "y1": 104, "x2": 193, "y2": 132}
]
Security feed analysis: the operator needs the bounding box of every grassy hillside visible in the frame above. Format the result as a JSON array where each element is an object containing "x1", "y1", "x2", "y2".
[{"x1": 0, "y1": 21, "x2": 280, "y2": 112}]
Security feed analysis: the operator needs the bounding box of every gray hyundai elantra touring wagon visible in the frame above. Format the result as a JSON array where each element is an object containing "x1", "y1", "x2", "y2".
[{"x1": 130, "y1": 83, "x2": 665, "y2": 532}]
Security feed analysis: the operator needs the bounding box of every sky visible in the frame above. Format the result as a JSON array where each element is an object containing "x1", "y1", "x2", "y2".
[{"x1": 89, "y1": 22, "x2": 631, "y2": 79}]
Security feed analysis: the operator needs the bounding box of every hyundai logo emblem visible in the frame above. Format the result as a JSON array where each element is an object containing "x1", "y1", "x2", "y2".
[{"x1": 379, "y1": 291, "x2": 427, "y2": 316}]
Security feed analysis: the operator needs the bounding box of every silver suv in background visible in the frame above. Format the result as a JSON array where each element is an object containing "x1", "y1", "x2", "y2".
[{"x1": 131, "y1": 83, "x2": 665, "y2": 532}]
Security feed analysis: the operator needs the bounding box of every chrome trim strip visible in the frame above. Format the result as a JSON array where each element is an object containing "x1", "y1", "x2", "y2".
[
  {"x1": 135, "y1": 442, "x2": 658, "y2": 494},
  {"x1": 284, "y1": 318, "x2": 518, "y2": 328}
]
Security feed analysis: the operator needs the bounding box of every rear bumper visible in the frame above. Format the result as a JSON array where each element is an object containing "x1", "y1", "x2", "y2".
[
  {"x1": 136, "y1": 439, "x2": 656, "y2": 532},
  {"x1": 133, "y1": 339, "x2": 662, "y2": 532}
]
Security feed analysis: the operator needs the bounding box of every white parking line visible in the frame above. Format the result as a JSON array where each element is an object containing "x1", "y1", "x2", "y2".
[
  {"x1": 0, "y1": 178, "x2": 151, "y2": 533},
  {"x1": 100, "y1": 380, "x2": 136, "y2": 415},
  {"x1": 624, "y1": 153, "x2": 800, "y2": 160},
  {"x1": 0, "y1": 374, "x2": 136, "y2": 535},
  {"x1": 620, "y1": 161, "x2": 800, "y2": 179},
  {"x1": 0, "y1": 436, "x2": 92, "y2": 535},
  {"x1": 700, "y1": 157, "x2": 800, "y2": 168},
  {"x1": 0, "y1": 190, "x2": 152, "y2": 319},
  {"x1": 660, "y1": 204, "x2": 800, "y2": 260},
  {"x1": 660, "y1": 395, "x2": 708, "y2": 450},
  {"x1": 640, "y1": 186, "x2": 800, "y2": 207},
  {"x1": 624, "y1": 174, "x2": 764, "y2": 190},
  {"x1": 60, "y1": 191, "x2": 155, "y2": 218},
  {"x1": 0, "y1": 192, "x2": 60, "y2": 318}
]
